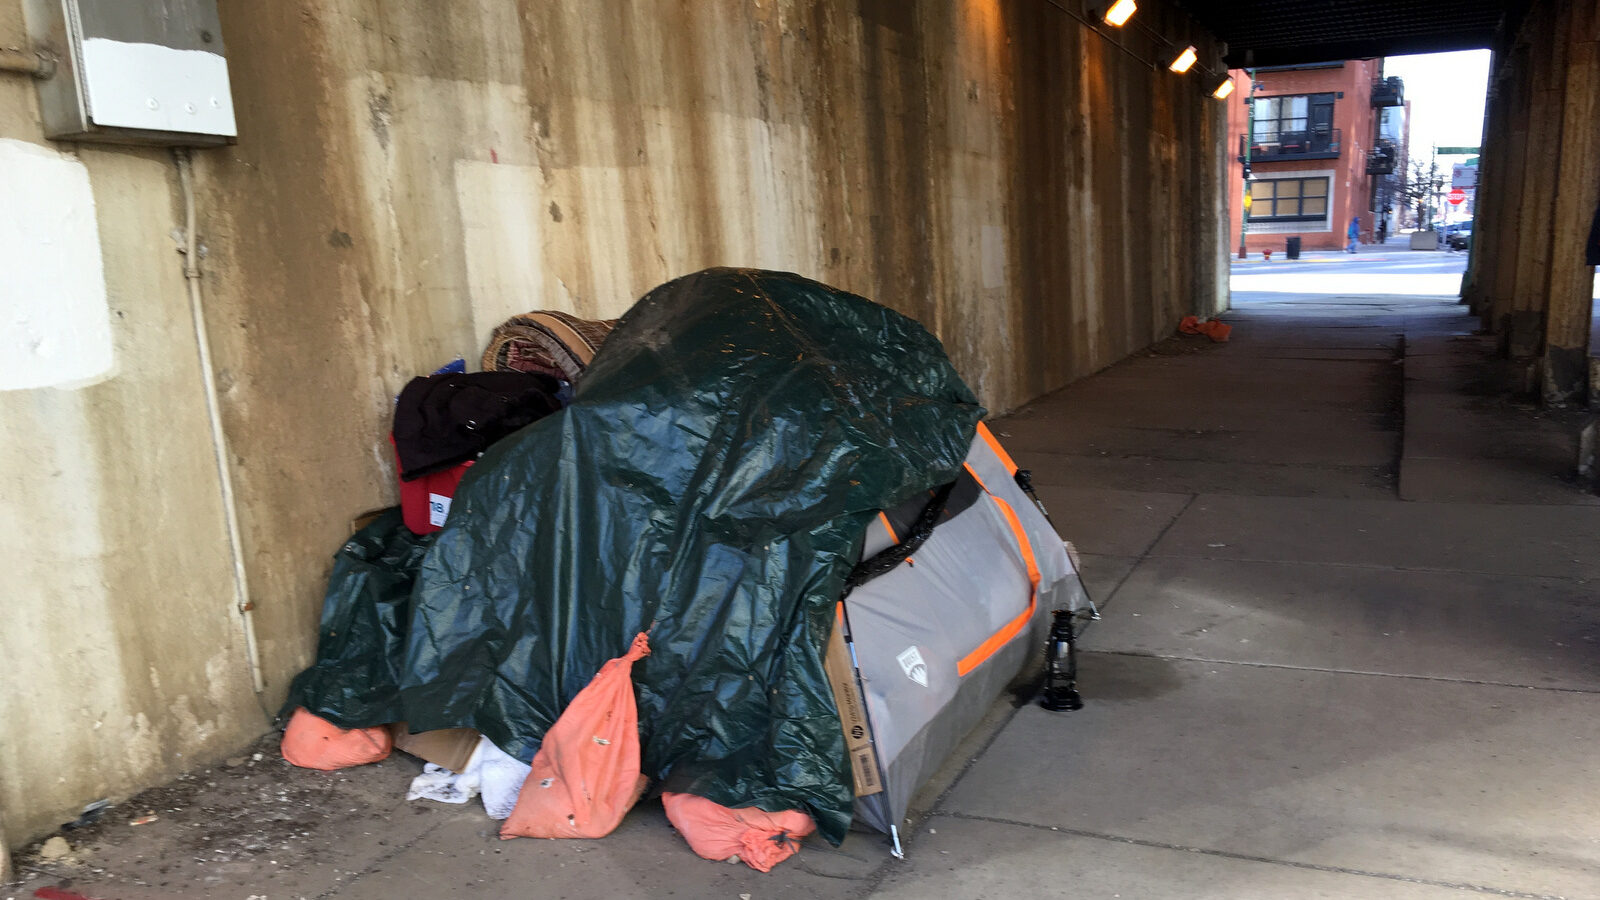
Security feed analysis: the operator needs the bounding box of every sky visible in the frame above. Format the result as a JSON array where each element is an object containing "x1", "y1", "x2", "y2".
[{"x1": 1380, "y1": 50, "x2": 1493, "y2": 158}]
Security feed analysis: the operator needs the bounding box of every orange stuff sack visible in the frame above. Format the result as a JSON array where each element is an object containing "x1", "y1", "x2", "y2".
[
  {"x1": 500, "y1": 632, "x2": 652, "y2": 839},
  {"x1": 280, "y1": 708, "x2": 392, "y2": 770},
  {"x1": 1179, "y1": 315, "x2": 1232, "y2": 343},
  {"x1": 661, "y1": 792, "x2": 817, "y2": 873}
]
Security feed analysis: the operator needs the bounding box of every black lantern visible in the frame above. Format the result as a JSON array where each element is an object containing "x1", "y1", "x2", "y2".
[{"x1": 1039, "y1": 608, "x2": 1084, "y2": 712}]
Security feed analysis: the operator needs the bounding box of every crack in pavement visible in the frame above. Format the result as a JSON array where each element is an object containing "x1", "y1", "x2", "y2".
[
  {"x1": 1083, "y1": 649, "x2": 1600, "y2": 695},
  {"x1": 934, "y1": 811, "x2": 1567, "y2": 900}
]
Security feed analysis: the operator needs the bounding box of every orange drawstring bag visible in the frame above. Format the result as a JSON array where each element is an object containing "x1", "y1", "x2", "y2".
[
  {"x1": 662, "y1": 792, "x2": 817, "y2": 872},
  {"x1": 500, "y1": 632, "x2": 652, "y2": 839},
  {"x1": 1179, "y1": 315, "x2": 1232, "y2": 342},
  {"x1": 280, "y1": 708, "x2": 392, "y2": 770}
]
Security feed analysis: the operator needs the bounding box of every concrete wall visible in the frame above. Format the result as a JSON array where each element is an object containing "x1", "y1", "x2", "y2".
[{"x1": 0, "y1": 0, "x2": 1228, "y2": 844}]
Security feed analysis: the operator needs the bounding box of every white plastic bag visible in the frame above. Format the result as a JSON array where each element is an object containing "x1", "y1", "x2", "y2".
[{"x1": 404, "y1": 736, "x2": 530, "y2": 820}]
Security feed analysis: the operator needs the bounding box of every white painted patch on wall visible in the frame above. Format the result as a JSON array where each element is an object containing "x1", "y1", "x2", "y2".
[
  {"x1": 454, "y1": 160, "x2": 565, "y2": 352},
  {"x1": 0, "y1": 139, "x2": 114, "y2": 391},
  {"x1": 981, "y1": 225, "x2": 1006, "y2": 290},
  {"x1": 80, "y1": 39, "x2": 237, "y2": 137}
]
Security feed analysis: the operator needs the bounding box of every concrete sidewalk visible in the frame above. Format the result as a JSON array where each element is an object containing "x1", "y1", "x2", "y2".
[
  {"x1": 9, "y1": 288, "x2": 1599, "y2": 899},
  {"x1": 966, "y1": 289, "x2": 1600, "y2": 900}
]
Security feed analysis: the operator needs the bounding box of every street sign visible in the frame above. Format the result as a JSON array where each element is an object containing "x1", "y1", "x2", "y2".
[
  {"x1": 1436, "y1": 146, "x2": 1480, "y2": 155},
  {"x1": 1448, "y1": 188, "x2": 1466, "y2": 205}
]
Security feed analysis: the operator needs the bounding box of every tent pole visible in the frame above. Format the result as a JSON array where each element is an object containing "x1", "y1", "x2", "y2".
[
  {"x1": 838, "y1": 598, "x2": 904, "y2": 859},
  {"x1": 1016, "y1": 469, "x2": 1101, "y2": 620}
]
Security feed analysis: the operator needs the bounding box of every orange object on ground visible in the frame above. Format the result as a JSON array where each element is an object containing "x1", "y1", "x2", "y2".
[
  {"x1": 662, "y1": 792, "x2": 817, "y2": 872},
  {"x1": 1178, "y1": 315, "x2": 1233, "y2": 343},
  {"x1": 280, "y1": 708, "x2": 392, "y2": 770},
  {"x1": 500, "y1": 632, "x2": 652, "y2": 840}
]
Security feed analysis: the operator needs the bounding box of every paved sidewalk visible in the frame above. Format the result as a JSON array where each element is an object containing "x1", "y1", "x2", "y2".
[
  {"x1": 9, "y1": 286, "x2": 1599, "y2": 900},
  {"x1": 975, "y1": 287, "x2": 1600, "y2": 900}
]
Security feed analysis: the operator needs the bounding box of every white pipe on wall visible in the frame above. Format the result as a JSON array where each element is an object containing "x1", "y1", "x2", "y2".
[{"x1": 173, "y1": 147, "x2": 265, "y2": 695}]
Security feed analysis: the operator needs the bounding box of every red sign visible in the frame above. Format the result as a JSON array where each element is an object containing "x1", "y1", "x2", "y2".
[{"x1": 1448, "y1": 188, "x2": 1467, "y2": 205}]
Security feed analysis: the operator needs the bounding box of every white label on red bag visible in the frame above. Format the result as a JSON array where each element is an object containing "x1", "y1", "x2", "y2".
[
  {"x1": 897, "y1": 646, "x2": 929, "y2": 687},
  {"x1": 429, "y1": 493, "x2": 452, "y2": 527}
]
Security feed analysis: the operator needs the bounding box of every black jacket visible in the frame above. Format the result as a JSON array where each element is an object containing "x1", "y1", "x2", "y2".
[{"x1": 393, "y1": 371, "x2": 563, "y2": 480}]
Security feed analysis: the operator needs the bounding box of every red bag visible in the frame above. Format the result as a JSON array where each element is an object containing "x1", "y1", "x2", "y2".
[
  {"x1": 280, "y1": 708, "x2": 391, "y2": 770},
  {"x1": 1179, "y1": 315, "x2": 1232, "y2": 342},
  {"x1": 500, "y1": 632, "x2": 651, "y2": 839},
  {"x1": 662, "y1": 792, "x2": 817, "y2": 872}
]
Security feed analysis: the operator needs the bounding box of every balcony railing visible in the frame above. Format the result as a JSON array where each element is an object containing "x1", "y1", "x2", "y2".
[
  {"x1": 1239, "y1": 127, "x2": 1342, "y2": 162},
  {"x1": 1371, "y1": 77, "x2": 1404, "y2": 108},
  {"x1": 1366, "y1": 140, "x2": 1399, "y2": 175}
]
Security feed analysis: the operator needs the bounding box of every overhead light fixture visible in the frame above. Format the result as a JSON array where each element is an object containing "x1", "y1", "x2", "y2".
[
  {"x1": 1169, "y1": 46, "x2": 1198, "y2": 73},
  {"x1": 1212, "y1": 78, "x2": 1235, "y2": 99},
  {"x1": 1103, "y1": 0, "x2": 1137, "y2": 26}
]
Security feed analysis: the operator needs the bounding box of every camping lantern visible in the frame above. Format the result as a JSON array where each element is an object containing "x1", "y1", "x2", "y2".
[{"x1": 1039, "y1": 609, "x2": 1084, "y2": 711}]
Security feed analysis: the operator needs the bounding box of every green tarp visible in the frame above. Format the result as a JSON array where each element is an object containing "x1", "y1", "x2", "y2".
[
  {"x1": 289, "y1": 268, "x2": 982, "y2": 843},
  {"x1": 286, "y1": 507, "x2": 433, "y2": 727}
]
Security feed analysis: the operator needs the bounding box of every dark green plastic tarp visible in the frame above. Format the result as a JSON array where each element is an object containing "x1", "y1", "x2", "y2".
[
  {"x1": 286, "y1": 507, "x2": 434, "y2": 727},
  {"x1": 291, "y1": 268, "x2": 982, "y2": 844}
]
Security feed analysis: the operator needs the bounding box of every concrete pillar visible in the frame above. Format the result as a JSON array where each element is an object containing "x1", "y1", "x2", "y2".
[
  {"x1": 1505, "y1": 1, "x2": 1568, "y2": 358},
  {"x1": 1540, "y1": 0, "x2": 1600, "y2": 405},
  {"x1": 1463, "y1": 51, "x2": 1512, "y2": 318},
  {"x1": 1483, "y1": 41, "x2": 1533, "y2": 338}
]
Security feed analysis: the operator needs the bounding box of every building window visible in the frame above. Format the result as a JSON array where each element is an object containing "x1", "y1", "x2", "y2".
[
  {"x1": 1253, "y1": 96, "x2": 1307, "y2": 142},
  {"x1": 1248, "y1": 177, "x2": 1330, "y2": 222},
  {"x1": 1379, "y1": 106, "x2": 1405, "y2": 142},
  {"x1": 1252, "y1": 93, "x2": 1335, "y2": 144},
  {"x1": 1244, "y1": 93, "x2": 1341, "y2": 159}
]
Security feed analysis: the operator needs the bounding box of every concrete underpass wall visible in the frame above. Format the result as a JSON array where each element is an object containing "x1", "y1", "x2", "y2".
[{"x1": 0, "y1": 0, "x2": 1227, "y2": 845}]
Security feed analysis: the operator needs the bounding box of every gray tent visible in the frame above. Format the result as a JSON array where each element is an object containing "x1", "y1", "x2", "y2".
[{"x1": 841, "y1": 424, "x2": 1090, "y2": 854}]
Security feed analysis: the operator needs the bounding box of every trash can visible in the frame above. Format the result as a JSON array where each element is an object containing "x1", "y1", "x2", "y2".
[{"x1": 1285, "y1": 236, "x2": 1302, "y2": 260}]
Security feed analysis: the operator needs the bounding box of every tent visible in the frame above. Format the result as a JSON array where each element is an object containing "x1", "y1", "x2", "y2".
[
  {"x1": 287, "y1": 267, "x2": 1088, "y2": 855},
  {"x1": 842, "y1": 424, "x2": 1087, "y2": 851}
]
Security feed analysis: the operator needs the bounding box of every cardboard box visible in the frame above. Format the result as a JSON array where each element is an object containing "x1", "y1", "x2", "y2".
[
  {"x1": 391, "y1": 630, "x2": 877, "y2": 790},
  {"x1": 349, "y1": 507, "x2": 390, "y2": 533},
  {"x1": 389, "y1": 723, "x2": 480, "y2": 773},
  {"x1": 823, "y1": 618, "x2": 883, "y2": 797}
]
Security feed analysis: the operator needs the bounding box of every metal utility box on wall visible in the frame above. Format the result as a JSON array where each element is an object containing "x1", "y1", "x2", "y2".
[{"x1": 24, "y1": 0, "x2": 236, "y2": 145}]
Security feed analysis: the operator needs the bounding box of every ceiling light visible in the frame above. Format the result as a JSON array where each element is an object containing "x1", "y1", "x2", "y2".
[
  {"x1": 1212, "y1": 78, "x2": 1235, "y2": 99},
  {"x1": 1103, "y1": 0, "x2": 1137, "y2": 26},
  {"x1": 1169, "y1": 46, "x2": 1198, "y2": 73}
]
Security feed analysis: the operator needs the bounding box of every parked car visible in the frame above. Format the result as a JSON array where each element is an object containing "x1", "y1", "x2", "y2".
[{"x1": 1436, "y1": 220, "x2": 1473, "y2": 250}]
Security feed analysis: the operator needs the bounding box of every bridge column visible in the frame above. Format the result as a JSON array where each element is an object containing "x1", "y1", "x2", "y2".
[
  {"x1": 1464, "y1": 51, "x2": 1515, "y2": 321},
  {"x1": 1480, "y1": 33, "x2": 1533, "y2": 344},
  {"x1": 1505, "y1": 1, "x2": 1567, "y2": 360},
  {"x1": 1540, "y1": 0, "x2": 1600, "y2": 405}
]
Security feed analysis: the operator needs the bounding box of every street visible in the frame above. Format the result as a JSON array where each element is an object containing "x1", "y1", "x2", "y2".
[
  {"x1": 1231, "y1": 235, "x2": 1599, "y2": 342},
  {"x1": 1232, "y1": 235, "x2": 1471, "y2": 294}
]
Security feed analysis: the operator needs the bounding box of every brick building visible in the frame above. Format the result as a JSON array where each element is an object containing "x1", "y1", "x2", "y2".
[{"x1": 1225, "y1": 61, "x2": 1410, "y2": 254}]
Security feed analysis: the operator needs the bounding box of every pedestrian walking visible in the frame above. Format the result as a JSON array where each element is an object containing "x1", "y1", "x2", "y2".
[{"x1": 1347, "y1": 216, "x2": 1360, "y2": 253}]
